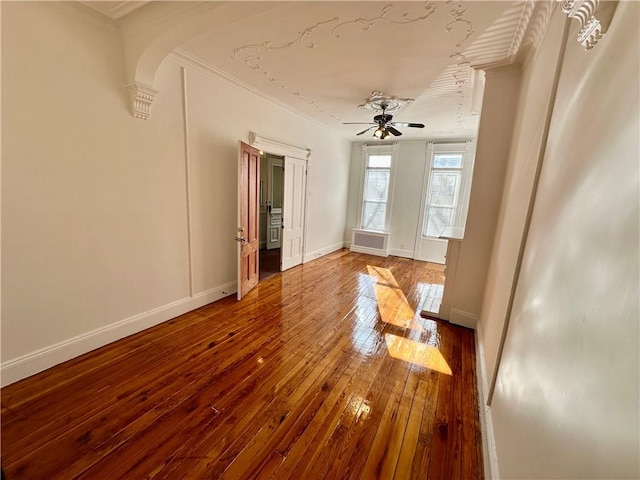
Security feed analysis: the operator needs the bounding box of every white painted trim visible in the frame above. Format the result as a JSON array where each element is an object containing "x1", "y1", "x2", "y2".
[
  {"x1": 475, "y1": 321, "x2": 501, "y2": 479},
  {"x1": 357, "y1": 143, "x2": 399, "y2": 232},
  {"x1": 0, "y1": 282, "x2": 237, "y2": 387},
  {"x1": 127, "y1": 82, "x2": 158, "y2": 120},
  {"x1": 181, "y1": 67, "x2": 195, "y2": 297},
  {"x1": 302, "y1": 241, "x2": 345, "y2": 263},
  {"x1": 388, "y1": 248, "x2": 414, "y2": 258},
  {"x1": 247, "y1": 134, "x2": 310, "y2": 269},
  {"x1": 249, "y1": 132, "x2": 310, "y2": 161},
  {"x1": 349, "y1": 245, "x2": 389, "y2": 257},
  {"x1": 449, "y1": 308, "x2": 478, "y2": 329}
]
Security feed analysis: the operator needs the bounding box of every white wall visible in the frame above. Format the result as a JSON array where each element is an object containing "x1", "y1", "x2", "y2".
[
  {"x1": 447, "y1": 66, "x2": 521, "y2": 320},
  {"x1": 480, "y1": 7, "x2": 567, "y2": 387},
  {"x1": 486, "y1": 4, "x2": 639, "y2": 478},
  {"x1": 344, "y1": 140, "x2": 473, "y2": 260},
  {"x1": 1, "y1": 2, "x2": 351, "y2": 385}
]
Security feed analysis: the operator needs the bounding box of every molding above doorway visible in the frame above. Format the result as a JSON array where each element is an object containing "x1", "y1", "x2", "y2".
[{"x1": 248, "y1": 132, "x2": 310, "y2": 161}]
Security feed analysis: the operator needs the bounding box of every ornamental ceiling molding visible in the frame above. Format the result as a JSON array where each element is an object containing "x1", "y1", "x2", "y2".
[
  {"x1": 358, "y1": 92, "x2": 414, "y2": 113},
  {"x1": 517, "y1": 1, "x2": 556, "y2": 61},
  {"x1": 445, "y1": 0, "x2": 474, "y2": 129},
  {"x1": 560, "y1": 0, "x2": 618, "y2": 50},
  {"x1": 231, "y1": 2, "x2": 439, "y2": 119}
]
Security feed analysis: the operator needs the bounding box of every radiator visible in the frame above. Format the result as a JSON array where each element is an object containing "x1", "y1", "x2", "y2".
[{"x1": 349, "y1": 229, "x2": 390, "y2": 257}]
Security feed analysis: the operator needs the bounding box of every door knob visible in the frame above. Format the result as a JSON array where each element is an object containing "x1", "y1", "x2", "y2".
[{"x1": 234, "y1": 236, "x2": 247, "y2": 243}]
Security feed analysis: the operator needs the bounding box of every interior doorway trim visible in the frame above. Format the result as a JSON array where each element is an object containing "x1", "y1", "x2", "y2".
[
  {"x1": 249, "y1": 132, "x2": 310, "y2": 161},
  {"x1": 248, "y1": 131, "x2": 311, "y2": 267}
]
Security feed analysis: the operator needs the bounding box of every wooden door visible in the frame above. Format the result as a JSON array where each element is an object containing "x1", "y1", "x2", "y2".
[
  {"x1": 237, "y1": 142, "x2": 260, "y2": 300},
  {"x1": 281, "y1": 156, "x2": 307, "y2": 271}
]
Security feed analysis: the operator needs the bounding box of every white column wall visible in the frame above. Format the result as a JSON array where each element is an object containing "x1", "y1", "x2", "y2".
[{"x1": 487, "y1": 4, "x2": 639, "y2": 478}]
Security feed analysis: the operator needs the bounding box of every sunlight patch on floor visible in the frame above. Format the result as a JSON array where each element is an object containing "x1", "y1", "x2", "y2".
[
  {"x1": 366, "y1": 265, "x2": 452, "y2": 375},
  {"x1": 384, "y1": 333, "x2": 452, "y2": 375},
  {"x1": 366, "y1": 265, "x2": 421, "y2": 329}
]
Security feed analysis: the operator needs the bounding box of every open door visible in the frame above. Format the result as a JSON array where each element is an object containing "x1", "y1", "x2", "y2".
[
  {"x1": 237, "y1": 141, "x2": 260, "y2": 300},
  {"x1": 281, "y1": 156, "x2": 307, "y2": 271}
]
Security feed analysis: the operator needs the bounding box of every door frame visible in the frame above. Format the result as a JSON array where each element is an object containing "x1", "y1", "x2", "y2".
[
  {"x1": 248, "y1": 132, "x2": 311, "y2": 265},
  {"x1": 266, "y1": 156, "x2": 284, "y2": 250}
]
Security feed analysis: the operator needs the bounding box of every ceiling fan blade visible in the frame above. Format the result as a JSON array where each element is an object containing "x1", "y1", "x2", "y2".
[
  {"x1": 386, "y1": 126, "x2": 403, "y2": 137},
  {"x1": 343, "y1": 122, "x2": 376, "y2": 125},
  {"x1": 391, "y1": 122, "x2": 425, "y2": 128},
  {"x1": 356, "y1": 126, "x2": 376, "y2": 136}
]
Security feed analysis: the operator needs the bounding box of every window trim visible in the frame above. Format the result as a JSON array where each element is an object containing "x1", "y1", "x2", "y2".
[
  {"x1": 418, "y1": 141, "x2": 475, "y2": 239},
  {"x1": 356, "y1": 143, "x2": 399, "y2": 233}
]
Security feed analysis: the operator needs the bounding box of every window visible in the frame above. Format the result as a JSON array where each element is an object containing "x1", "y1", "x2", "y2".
[
  {"x1": 422, "y1": 144, "x2": 473, "y2": 238},
  {"x1": 361, "y1": 152, "x2": 393, "y2": 232}
]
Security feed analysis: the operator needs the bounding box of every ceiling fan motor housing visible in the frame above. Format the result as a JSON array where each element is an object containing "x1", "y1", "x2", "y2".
[{"x1": 374, "y1": 113, "x2": 393, "y2": 125}]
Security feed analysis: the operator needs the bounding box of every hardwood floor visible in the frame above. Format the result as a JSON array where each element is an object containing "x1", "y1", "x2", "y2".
[
  {"x1": 1, "y1": 250, "x2": 483, "y2": 480},
  {"x1": 259, "y1": 247, "x2": 281, "y2": 280}
]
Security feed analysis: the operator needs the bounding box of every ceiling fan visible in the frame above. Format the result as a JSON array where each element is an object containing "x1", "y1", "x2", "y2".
[{"x1": 344, "y1": 105, "x2": 425, "y2": 139}]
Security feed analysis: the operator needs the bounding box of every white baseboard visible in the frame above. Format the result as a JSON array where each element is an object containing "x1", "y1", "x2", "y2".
[
  {"x1": 475, "y1": 321, "x2": 500, "y2": 479},
  {"x1": 349, "y1": 245, "x2": 389, "y2": 257},
  {"x1": 449, "y1": 308, "x2": 479, "y2": 329},
  {"x1": 388, "y1": 248, "x2": 414, "y2": 258},
  {"x1": 302, "y1": 241, "x2": 345, "y2": 263},
  {"x1": 0, "y1": 281, "x2": 237, "y2": 387}
]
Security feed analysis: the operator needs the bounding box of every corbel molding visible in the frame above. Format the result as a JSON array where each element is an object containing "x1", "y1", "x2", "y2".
[
  {"x1": 560, "y1": 0, "x2": 618, "y2": 50},
  {"x1": 127, "y1": 83, "x2": 158, "y2": 120}
]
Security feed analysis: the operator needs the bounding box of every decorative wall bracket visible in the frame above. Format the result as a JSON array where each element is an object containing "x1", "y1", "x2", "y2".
[
  {"x1": 560, "y1": 0, "x2": 618, "y2": 50},
  {"x1": 127, "y1": 83, "x2": 158, "y2": 120},
  {"x1": 358, "y1": 91, "x2": 414, "y2": 113}
]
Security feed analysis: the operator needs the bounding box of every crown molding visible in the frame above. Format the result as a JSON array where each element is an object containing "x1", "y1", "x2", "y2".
[
  {"x1": 168, "y1": 49, "x2": 352, "y2": 141},
  {"x1": 560, "y1": 0, "x2": 618, "y2": 50},
  {"x1": 79, "y1": 1, "x2": 151, "y2": 21}
]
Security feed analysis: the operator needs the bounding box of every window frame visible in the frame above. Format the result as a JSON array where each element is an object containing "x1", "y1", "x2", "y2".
[
  {"x1": 420, "y1": 142, "x2": 475, "y2": 239},
  {"x1": 357, "y1": 144, "x2": 398, "y2": 233}
]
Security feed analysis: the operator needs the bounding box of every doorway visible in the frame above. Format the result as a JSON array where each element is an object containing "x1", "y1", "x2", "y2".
[{"x1": 259, "y1": 153, "x2": 284, "y2": 280}]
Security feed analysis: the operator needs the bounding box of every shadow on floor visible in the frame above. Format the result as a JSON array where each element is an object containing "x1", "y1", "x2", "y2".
[{"x1": 259, "y1": 248, "x2": 280, "y2": 281}]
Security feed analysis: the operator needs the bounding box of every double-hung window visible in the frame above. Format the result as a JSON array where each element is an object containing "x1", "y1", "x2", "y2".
[
  {"x1": 359, "y1": 145, "x2": 397, "y2": 232},
  {"x1": 422, "y1": 143, "x2": 473, "y2": 237}
]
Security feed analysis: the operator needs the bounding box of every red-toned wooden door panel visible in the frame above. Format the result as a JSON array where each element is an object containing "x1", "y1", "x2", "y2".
[{"x1": 237, "y1": 142, "x2": 260, "y2": 300}]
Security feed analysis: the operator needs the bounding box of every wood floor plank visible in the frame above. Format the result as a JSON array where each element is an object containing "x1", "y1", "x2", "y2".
[{"x1": 1, "y1": 250, "x2": 483, "y2": 480}]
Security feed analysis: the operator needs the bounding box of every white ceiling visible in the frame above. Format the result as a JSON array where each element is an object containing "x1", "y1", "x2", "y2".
[{"x1": 84, "y1": 1, "x2": 535, "y2": 141}]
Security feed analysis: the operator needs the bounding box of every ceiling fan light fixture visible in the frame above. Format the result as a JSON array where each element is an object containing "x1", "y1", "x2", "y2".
[{"x1": 373, "y1": 127, "x2": 384, "y2": 138}]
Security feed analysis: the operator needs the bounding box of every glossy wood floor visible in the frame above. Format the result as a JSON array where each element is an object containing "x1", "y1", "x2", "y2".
[{"x1": 1, "y1": 250, "x2": 483, "y2": 480}]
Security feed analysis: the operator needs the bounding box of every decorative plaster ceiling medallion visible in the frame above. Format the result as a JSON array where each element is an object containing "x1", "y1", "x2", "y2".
[{"x1": 358, "y1": 92, "x2": 414, "y2": 113}]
